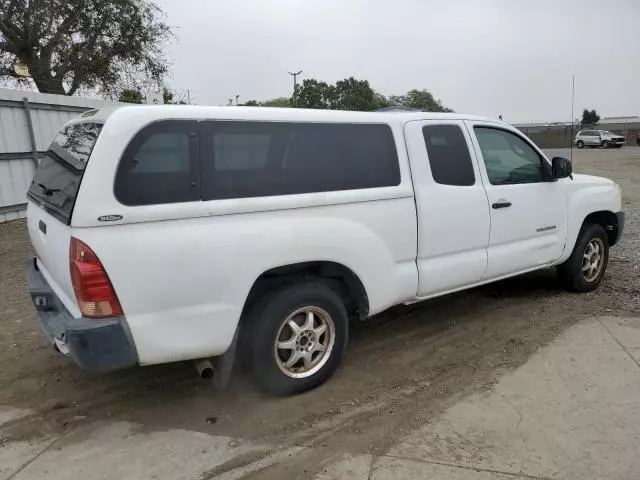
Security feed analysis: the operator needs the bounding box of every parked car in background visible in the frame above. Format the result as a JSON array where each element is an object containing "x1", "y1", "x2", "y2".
[
  {"x1": 26, "y1": 106, "x2": 625, "y2": 396},
  {"x1": 575, "y1": 130, "x2": 625, "y2": 149},
  {"x1": 636, "y1": 132, "x2": 640, "y2": 146}
]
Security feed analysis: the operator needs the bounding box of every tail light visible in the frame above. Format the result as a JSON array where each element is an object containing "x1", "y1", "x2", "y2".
[{"x1": 69, "y1": 237, "x2": 122, "y2": 318}]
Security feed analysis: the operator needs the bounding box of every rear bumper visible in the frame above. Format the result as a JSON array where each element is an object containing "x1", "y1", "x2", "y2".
[{"x1": 26, "y1": 258, "x2": 138, "y2": 373}]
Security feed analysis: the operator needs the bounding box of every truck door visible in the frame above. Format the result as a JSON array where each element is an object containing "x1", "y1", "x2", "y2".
[
  {"x1": 466, "y1": 121, "x2": 567, "y2": 279},
  {"x1": 405, "y1": 120, "x2": 490, "y2": 297}
]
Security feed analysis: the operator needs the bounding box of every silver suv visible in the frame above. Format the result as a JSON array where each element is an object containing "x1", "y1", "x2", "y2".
[{"x1": 575, "y1": 130, "x2": 625, "y2": 149}]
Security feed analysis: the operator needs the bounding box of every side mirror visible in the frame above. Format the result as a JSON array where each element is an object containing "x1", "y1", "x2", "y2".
[{"x1": 552, "y1": 157, "x2": 572, "y2": 179}]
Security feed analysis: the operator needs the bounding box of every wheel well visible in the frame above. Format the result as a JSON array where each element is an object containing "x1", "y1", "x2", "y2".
[
  {"x1": 583, "y1": 211, "x2": 619, "y2": 245},
  {"x1": 243, "y1": 261, "x2": 369, "y2": 320}
]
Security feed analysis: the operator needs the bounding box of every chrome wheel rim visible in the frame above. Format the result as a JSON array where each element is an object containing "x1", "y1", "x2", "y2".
[
  {"x1": 274, "y1": 306, "x2": 335, "y2": 379},
  {"x1": 582, "y1": 238, "x2": 605, "y2": 282}
]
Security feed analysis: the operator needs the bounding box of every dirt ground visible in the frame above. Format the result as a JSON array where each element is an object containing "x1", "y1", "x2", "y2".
[{"x1": 1, "y1": 147, "x2": 639, "y2": 470}]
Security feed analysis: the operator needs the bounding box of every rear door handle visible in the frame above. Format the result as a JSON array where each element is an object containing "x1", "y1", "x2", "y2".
[{"x1": 492, "y1": 201, "x2": 512, "y2": 209}]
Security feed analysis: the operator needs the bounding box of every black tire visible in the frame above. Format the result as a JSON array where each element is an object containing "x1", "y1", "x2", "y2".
[
  {"x1": 576, "y1": 140, "x2": 584, "y2": 149},
  {"x1": 557, "y1": 223, "x2": 609, "y2": 292},
  {"x1": 246, "y1": 282, "x2": 348, "y2": 396},
  {"x1": 601, "y1": 140, "x2": 610, "y2": 149}
]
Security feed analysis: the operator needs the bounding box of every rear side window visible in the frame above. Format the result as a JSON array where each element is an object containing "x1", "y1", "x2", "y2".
[
  {"x1": 114, "y1": 120, "x2": 199, "y2": 205},
  {"x1": 28, "y1": 122, "x2": 103, "y2": 224},
  {"x1": 422, "y1": 125, "x2": 475, "y2": 186},
  {"x1": 200, "y1": 121, "x2": 400, "y2": 200}
]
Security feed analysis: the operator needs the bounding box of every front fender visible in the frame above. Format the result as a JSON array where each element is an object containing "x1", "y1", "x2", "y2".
[{"x1": 559, "y1": 175, "x2": 622, "y2": 263}]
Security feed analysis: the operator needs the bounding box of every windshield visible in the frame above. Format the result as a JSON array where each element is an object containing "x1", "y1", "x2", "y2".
[{"x1": 27, "y1": 122, "x2": 103, "y2": 224}]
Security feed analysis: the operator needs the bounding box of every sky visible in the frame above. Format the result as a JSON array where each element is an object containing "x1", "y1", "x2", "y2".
[{"x1": 158, "y1": 0, "x2": 640, "y2": 123}]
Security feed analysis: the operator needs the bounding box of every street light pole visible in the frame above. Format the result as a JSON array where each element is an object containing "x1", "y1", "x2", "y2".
[{"x1": 288, "y1": 70, "x2": 302, "y2": 105}]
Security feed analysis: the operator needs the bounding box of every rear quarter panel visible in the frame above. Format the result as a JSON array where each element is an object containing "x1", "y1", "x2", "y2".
[{"x1": 75, "y1": 198, "x2": 417, "y2": 364}]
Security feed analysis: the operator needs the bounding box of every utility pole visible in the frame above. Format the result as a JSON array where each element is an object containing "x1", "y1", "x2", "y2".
[
  {"x1": 570, "y1": 75, "x2": 575, "y2": 163},
  {"x1": 187, "y1": 89, "x2": 190, "y2": 105},
  {"x1": 288, "y1": 70, "x2": 302, "y2": 105}
]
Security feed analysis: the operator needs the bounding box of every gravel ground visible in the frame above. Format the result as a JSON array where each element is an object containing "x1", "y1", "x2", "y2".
[{"x1": 1, "y1": 147, "x2": 639, "y2": 463}]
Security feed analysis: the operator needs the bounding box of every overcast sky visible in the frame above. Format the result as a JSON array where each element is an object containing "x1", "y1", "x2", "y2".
[{"x1": 159, "y1": 0, "x2": 639, "y2": 123}]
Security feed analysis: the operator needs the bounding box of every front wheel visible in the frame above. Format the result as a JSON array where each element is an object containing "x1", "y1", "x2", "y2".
[
  {"x1": 247, "y1": 282, "x2": 348, "y2": 396},
  {"x1": 601, "y1": 140, "x2": 610, "y2": 149},
  {"x1": 557, "y1": 223, "x2": 609, "y2": 292},
  {"x1": 576, "y1": 140, "x2": 584, "y2": 149}
]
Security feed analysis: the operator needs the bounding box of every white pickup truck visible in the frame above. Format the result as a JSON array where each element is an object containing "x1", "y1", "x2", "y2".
[{"x1": 26, "y1": 106, "x2": 624, "y2": 395}]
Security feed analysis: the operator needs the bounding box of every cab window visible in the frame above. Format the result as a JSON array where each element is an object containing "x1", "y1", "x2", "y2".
[{"x1": 474, "y1": 127, "x2": 546, "y2": 185}]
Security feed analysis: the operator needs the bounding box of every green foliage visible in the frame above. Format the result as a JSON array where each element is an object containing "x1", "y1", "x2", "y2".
[
  {"x1": 0, "y1": 0, "x2": 171, "y2": 95},
  {"x1": 249, "y1": 79, "x2": 450, "y2": 113},
  {"x1": 292, "y1": 77, "x2": 377, "y2": 111},
  {"x1": 118, "y1": 89, "x2": 143, "y2": 104},
  {"x1": 389, "y1": 89, "x2": 453, "y2": 112},
  {"x1": 260, "y1": 97, "x2": 291, "y2": 107},
  {"x1": 372, "y1": 91, "x2": 391, "y2": 110},
  {"x1": 581, "y1": 109, "x2": 600, "y2": 126},
  {"x1": 243, "y1": 100, "x2": 259, "y2": 106},
  {"x1": 162, "y1": 87, "x2": 173, "y2": 104},
  {"x1": 292, "y1": 79, "x2": 335, "y2": 109},
  {"x1": 333, "y1": 77, "x2": 376, "y2": 111}
]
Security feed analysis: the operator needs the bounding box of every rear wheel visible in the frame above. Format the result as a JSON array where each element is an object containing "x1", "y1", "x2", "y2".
[
  {"x1": 246, "y1": 282, "x2": 348, "y2": 396},
  {"x1": 601, "y1": 140, "x2": 610, "y2": 149},
  {"x1": 576, "y1": 140, "x2": 584, "y2": 149},
  {"x1": 557, "y1": 223, "x2": 609, "y2": 292}
]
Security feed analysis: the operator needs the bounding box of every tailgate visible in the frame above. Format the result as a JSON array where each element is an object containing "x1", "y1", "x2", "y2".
[
  {"x1": 27, "y1": 202, "x2": 80, "y2": 317},
  {"x1": 25, "y1": 121, "x2": 104, "y2": 318}
]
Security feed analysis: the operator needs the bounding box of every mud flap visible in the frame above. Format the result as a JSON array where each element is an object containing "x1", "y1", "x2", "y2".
[{"x1": 212, "y1": 326, "x2": 239, "y2": 389}]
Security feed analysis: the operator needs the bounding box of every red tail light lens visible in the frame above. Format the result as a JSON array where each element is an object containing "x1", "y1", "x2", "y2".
[{"x1": 69, "y1": 237, "x2": 122, "y2": 318}]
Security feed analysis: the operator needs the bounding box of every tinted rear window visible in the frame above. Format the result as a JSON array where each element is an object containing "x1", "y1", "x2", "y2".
[
  {"x1": 28, "y1": 122, "x2": 103, "y2": 223},
  {"x1": 114, "y1": 120, "x2": 199, "y2": 206},
  {"x1": 422, "y1": 125, "x2": 475, "y2": 186},
  {"x1": 200, "y1": 121, "x2": 400, "y2": 200}
]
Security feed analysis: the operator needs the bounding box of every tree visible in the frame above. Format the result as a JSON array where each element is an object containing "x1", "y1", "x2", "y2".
[
  {"x1": 118, "y1": 89, "x2": 143, "y2": 104},
  {"x1": 292, "y1": 77, "x2": 378, "y2": 111},
  {"x1": 162, "y1": 87, "x2": 173, "y2": 104},
  {"x1": 260, "y1": 97, "x2": 291, "y2": 108},
  {"x1": 292, "y1": 79, "x2": 336, "y2": 109},
  {"x1": 0, "y1": 0, "x2": 171, "y2": 96},
  {"x1": 389, "y1": 89, "x2": 452, "y2": 112},
  {"x1": 332, "y1": 77, "x2": 376, "y2": 111},
  {"x1": 581, "y1": 109, "x2": 600, "y2": 126},
  {"x1": 372, "y1": 91, "x2": 390, "y2": 110},
  {"x1": 243, "y1": 100, "x2": 259, "y2": 106},
  {"x1": 290, "y1": 80, "x2": 451, "y2": 112}
]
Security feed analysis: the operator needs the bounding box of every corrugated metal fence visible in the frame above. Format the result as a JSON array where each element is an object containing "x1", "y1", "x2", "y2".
[{"x1": 0, "y1": 88, "x2": 112, "y2": 223}]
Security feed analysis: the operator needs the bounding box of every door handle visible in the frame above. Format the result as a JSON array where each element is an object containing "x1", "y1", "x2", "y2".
[{"x1": 492, "y1": 201, "x2": 512, "y2": 209}]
